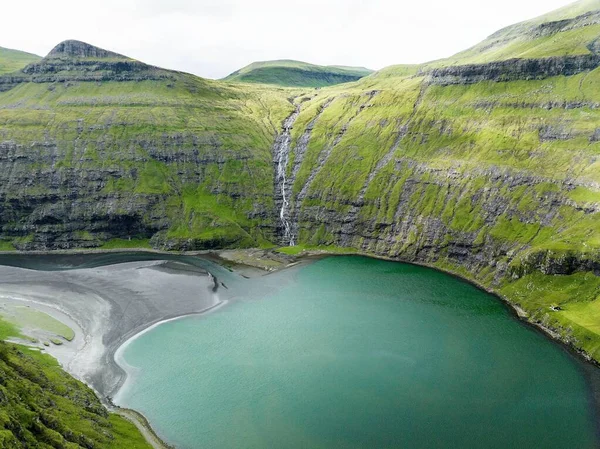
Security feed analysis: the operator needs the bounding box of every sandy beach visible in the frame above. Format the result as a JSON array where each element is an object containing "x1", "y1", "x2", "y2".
[{"x1": 0, "y1": 259, "x2": 220, "y2": 400}]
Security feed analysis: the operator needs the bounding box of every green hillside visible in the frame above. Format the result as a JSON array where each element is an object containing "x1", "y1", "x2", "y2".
[
  {"x1": 438, "y1": 0, "x2": 600, "y2": 66},
  {"x1": 0, "y1": 338, "x2": 151, "y2": 448},
  {"x1": 0, "y1": 46, "x2": 41, "y2": 75},
  {"x1": 0, "y1": 40, "x2": 294, "y2": 250},
  {"x1": 223, "y1": 60, "x2": 373, "y2": 87}
]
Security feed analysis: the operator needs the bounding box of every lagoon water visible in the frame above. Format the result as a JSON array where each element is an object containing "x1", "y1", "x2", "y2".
[{"x1": 113, "y1": 256, "x2": 598, "y2": 449}]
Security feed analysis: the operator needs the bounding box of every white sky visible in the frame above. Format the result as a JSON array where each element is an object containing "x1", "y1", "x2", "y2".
[{"x1": 1, "y1": 0, "x2": 574, "y2": 79}]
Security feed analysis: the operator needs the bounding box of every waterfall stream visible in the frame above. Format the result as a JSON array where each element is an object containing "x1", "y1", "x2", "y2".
[{"x1": 274, "y1": 104, "x2": 301, "y2": 246}]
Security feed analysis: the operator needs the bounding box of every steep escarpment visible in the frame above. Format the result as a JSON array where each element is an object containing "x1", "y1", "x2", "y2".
[
  {"x1": 0, "y1": 41, "x2": 294, "y2": 251},
  {"x1": 283, "y1": 62, "x2": 600, "y2": 358}
]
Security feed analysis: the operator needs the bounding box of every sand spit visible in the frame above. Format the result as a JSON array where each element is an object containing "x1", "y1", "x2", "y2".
[{"x1": 0, "y1": 259, "x2": 218, "y2": 399}]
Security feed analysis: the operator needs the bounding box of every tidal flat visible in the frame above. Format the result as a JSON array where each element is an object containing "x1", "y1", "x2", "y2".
[{"x1": 0, "y1": 253, "x2": 227, "y2": 399}]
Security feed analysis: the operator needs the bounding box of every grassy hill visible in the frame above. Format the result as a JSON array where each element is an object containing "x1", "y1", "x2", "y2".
[
  {"x1": 0, "y1": 46, "x2": 41, "y2": 75},
  {"x1": 223, "y1": 60, "x2": 373, "y2": 87},
  {"x1": 436, "y1": 0, "x2": 600, "y2": 66},
  {"x1": 0, "y1": 318, "x2": 151, "y2": 447},
  {"x1": 0, "y1": 338, "x2": 150, "y2": 448}
]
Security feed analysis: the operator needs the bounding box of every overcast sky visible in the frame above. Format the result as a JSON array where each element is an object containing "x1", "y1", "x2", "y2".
[{"x1": 1, "y1": 0, "x2": 574, "y2": 79}]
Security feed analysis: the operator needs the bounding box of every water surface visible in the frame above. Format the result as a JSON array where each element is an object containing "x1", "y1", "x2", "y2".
[{"x1": 113, "y1": 256, "x2": 598, "y2": 448}]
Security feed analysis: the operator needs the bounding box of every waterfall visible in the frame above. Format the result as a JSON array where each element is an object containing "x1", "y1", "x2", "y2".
[{"x1": 273, "y1": 105, "x2": 301, "y2": 246}]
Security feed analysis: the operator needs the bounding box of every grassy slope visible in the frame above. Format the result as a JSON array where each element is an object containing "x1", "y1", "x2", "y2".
[
  {"x1": 434, "y1": 0, "x2": 600, "y2": 66},
  {"x1": 223, "y1": 60, "x2": 373, "y2": 87},
  {"x1": 0, "y1": 336, "x2": 151, "y2": 448},
  {"x1": 0, "y1": 313, "x2": 151, "y2": 447},
  {"x1": 0, "y1": 47, "x2": 41, "y2": 75},
  {"x1": 281, "y1": 0, "x2": 600, "y2": 360},
  {"x1": 0, "y1": 58, "x2": 295, "y2": 249}
]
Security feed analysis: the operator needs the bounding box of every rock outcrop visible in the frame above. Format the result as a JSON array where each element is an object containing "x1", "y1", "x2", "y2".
[
  {"x1": 426, "y1": 55, "x2": 600, "y2": 85},
  {"x1": 47, "y1": 40, "x2": 128, "y2": 59},
  {"x1": 0, "y1": 40, "x2": 174, "y2": 92}
]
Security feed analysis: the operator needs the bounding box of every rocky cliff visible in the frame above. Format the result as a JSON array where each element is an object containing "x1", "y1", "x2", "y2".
[
  {"x1": 47, "y1": 39, "x2": 127, "y2": 59},
  {"x1": 0, "y1": 41, "x2": 291, "y2": 251},
  {"x1": 277, "y1": 61, "x2": 600, "y2": 358},
  {"x1": 426, "y1": 54, "x2": 600, "y2": 85}
]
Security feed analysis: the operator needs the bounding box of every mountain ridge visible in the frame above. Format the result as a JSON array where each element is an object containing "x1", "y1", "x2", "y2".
[{"x1": 437, "y1": 0, "x2": 600, "y2": 67}]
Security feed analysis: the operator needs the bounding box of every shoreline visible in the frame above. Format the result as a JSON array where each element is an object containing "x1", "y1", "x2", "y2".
[
  {"x1": 112, "y1": 299, "x2": 228, "y2": 404},
  {"x1": 107, "y1": 300, "x2": 229, "y2": 449},
  {"x1": 113, "y1": 407, "x2": 176, "y2": 449},
  {"x1": 0, "y1": 256, "x2": 226, "y2": 449},
  {"x1": 2, "y1": 247, "x2": 600, "y2": 447},
  {"x1": 4, "y1": 244, "x2": 600, "y2": 373},
  {"x1": 300, "y1": 249, "x2": 600, "y2": 439},
  {"x1": 0, "y1": 249, "x2": 301, "y2": 449}
]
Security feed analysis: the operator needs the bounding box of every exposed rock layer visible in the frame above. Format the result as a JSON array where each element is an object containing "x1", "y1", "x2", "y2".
[{"x1": 426, "y1": 55, "x2": 600, "y2": 85}]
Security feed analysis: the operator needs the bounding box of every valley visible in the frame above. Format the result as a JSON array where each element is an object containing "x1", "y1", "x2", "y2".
[{"x1": 2, "y1": 0, "x2": 600, "y2": 447}]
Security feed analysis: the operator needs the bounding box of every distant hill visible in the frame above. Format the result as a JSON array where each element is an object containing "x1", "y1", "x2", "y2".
[
  {"x1": 0, "y1": 46, "x2": 41, "y2": 74},
  {"x1": 223, "y1": 60, "x2": 374, "y2": 87}
]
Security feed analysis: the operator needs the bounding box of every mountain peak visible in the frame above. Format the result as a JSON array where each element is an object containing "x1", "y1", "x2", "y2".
[{"x1": 46, "y1": 40, "x2": 128, "y2": 59}]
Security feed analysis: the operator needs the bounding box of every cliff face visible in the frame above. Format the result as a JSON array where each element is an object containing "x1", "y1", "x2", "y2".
[
  {"x1": 0, "y1": 42, "x2": 291, "y2": 251},
  {"x1": 276, "y1": 63, "x2": 600, "y2": 358},
  {"x1": 426, "y1": 55, "x2": 600, "y2": 85}
]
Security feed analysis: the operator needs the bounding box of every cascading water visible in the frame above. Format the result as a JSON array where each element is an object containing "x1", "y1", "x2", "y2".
[{"x1": 273, "y1": 104, "x2": 301, "y2": 246}]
